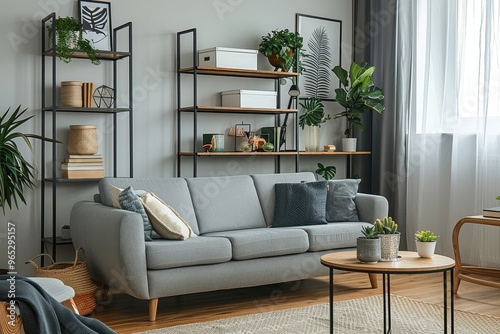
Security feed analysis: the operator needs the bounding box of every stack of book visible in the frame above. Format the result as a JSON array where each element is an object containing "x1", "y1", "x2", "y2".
[
  {"x1": 61, "y1": 154, "x2": 104, "y2": 179},
  {"x1": 82, "y1": 82, "x2": 95, "y2": 107}
]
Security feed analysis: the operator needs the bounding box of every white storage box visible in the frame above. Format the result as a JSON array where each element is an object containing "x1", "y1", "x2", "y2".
[
  {"x1": 221, "y1": 90, "x2": 277, "y2": 108},
  {"x1": 198, "y1": 47, "x2": 258, "y2": 70}
]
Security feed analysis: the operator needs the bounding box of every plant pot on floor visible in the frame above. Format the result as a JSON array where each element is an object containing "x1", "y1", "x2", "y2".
[
  {"x1": 356, "y1": 237, "x2": 381, "y2": 263},
  {"x1": 416, "y1": 241, "x2": 436, "y2": 258},
  {"x1": 342, "y1": 138, "x2": 357, "y2": 152}
]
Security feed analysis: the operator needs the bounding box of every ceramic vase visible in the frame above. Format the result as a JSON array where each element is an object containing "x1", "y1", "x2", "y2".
[
  {"x1": 416, "y1": 241, "x2": 436, "y2": 258},
  {"x1": 357, "y1": 237, "x2": 381, "y2": 263},
  {"x1": 342, "y1": 138, "x2": 357, "y2": 152},
  {"x1": 304, "y1": 126, "x2": 320, "y2": 152}
]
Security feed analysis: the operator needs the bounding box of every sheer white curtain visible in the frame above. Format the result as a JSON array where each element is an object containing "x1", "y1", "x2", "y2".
[{"x1": 403, "y1": 0, "x2": 500, "y2": 265}]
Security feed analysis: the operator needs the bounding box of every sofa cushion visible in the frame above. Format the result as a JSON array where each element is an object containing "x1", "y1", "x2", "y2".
[
  {"x1": 326, "y1": 179, "x2": 361, "y2": 222},
  {"x1": 186, "y1": 175, "x2": 266, "y2": 234},
  {"x1": 272, "y1": 181, "x2": 328, "y2": 227},
  {"x1": 145, "y1": 236, "x2": 232, "y2": 270},
  {"x1": 293, "y1": 222, "x2": 369, "y2": 251},
  {"x1": 118, "y1": 186, "x2": 154, "y2": 241},
  {"x1": 140, "y1": 192, "x2": 195, "y2": 240},
  {"x1": 98, "y1": 178, "x2": 200, "y2": 235},
  {"x1": 251, "y1": 172, "x2": 317, "y2": 226},
  {"x1": 204, "y1": 228, "x2": 309, "y2": 260}
]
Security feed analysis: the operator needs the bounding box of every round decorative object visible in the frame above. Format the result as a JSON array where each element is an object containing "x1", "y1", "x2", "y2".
[
  {"x1": 61, "y1": 81, "x2": 83, "y2": 107},
  {"x1": 263, "y1": 142, "x2": 274, "y2": 152},
  {"x1": 60, "y1": 227, "x2": 71, "y2": 240},
  {"x1": 67, "y1": 125, "x2": 98, "y2": 155},
  {"x1": 93, "y1": 85, "x2": 114, "y2": 108},
  {"x1": 239, "y1": 142, "x2": 252, "y2": 152}
]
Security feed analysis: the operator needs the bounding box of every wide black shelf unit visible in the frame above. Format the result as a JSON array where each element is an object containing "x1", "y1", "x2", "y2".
[
  {"x1": 40, "y1": 12, "x2": 134, "y2": 263},
  {"x1": 176, "y1": 28, "x2": 299, "y2": 177}
]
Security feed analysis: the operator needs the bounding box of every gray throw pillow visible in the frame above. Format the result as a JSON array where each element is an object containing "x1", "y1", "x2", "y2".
[
  {"x1": 272, "y1": 181, "x2": 328, "y2": 227},
  {"x1": 326, "y1": 179, "x2": 361, "y2": 222},
  {"x1": 118, "y1": 186, "x2": 156, "y2": 241}
]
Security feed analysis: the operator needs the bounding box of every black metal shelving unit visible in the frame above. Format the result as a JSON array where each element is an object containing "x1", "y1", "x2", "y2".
[
  {"x1": 40, "y1": 13, "x2": 133, "y2": 262},
  {"x1": 176, "y1": 28, "x2": 300, "y2": 177}
]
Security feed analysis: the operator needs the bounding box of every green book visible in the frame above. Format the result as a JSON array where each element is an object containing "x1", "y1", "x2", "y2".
[{"x1": 259, "y1": 127, "x2": 281, "y2": 152}]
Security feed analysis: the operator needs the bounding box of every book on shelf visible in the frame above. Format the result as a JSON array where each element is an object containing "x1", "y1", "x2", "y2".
[
  {"x1": 483, "y1": 207, "x2": 500, "y2": 219},
  {"x1": 61, "y1": 169, "x2": 105, "y2": 179},
  {"x1": 258, "y1": 126, "x2": 281, "y2": 152},
  {"x1": 66, "y1": 154, "x2": 102, "y2": 159},
  {"x1": 61, "y1": 164, "x2": 104, "y2": 170},
  {"x1": 64, "y1": 157, "x2": 103, "y2": 163}
]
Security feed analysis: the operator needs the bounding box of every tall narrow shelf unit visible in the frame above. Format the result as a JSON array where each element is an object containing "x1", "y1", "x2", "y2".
[
  {"x1": 40, "y1": 13, "x2": 133, "y2": 261},
  {"x1": 176, "y1": 28, "x2": 299, "y2": 177}
]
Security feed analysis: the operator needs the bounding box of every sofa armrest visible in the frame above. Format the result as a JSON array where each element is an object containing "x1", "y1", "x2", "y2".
[
  {"x1": 355, "y1": 193, "x2": 389, "y2": 224},
  {"x1": 70, "y1": 201, "x2": 150, "y2": 300}
]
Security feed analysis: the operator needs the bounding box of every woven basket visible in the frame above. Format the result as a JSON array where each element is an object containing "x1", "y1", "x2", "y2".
[
  {"x1": 67, "y1": 124, "x2": 98, "y2": 155},
  {"x1": 26, "y1": 247, "x2": 97, "y2": 315},
  {"x1": 61, "y1": 81, "x2": 83, "y2": 107}
]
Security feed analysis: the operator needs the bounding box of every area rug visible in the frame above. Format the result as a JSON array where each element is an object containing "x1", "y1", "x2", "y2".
[{"x1": 135, "y1": 295, "x2": 500, "y2": 334}]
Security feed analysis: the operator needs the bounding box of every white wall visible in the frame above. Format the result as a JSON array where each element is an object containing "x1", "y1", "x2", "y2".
[{"x1": 0, "y1": 0, "x2": 352, "y2": 275}]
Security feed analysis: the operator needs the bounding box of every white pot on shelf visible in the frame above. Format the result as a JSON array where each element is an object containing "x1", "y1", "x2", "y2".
[
  {"x1": 342, "y1": 138, "x2": 357, "y2": 152},
  {"x1": 415, "y1": 241, "x2": 436, "y2": 258},
  {"x1": 60, "y1": 227, "x2": 72, "y2": 240}
]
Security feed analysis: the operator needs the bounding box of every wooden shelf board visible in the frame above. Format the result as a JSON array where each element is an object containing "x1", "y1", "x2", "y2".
[
  {"x1": 179, "y1": 66, "x2": 298, "y2": 78},
  {"x1": 179, "y1": 106, "x2": 297, "y2": 114},
  {"x1": 43, "y1": 106, "x2": 130, "y2": 113},
  {"x1": 180, "y1": 151, "x2": 370, "y2": 157},
  {"x1": 44, "y1": 49, "x2": 130, "y2": 60},
  {"x1": 44, "y1": 178, "x2": 103, "y2": 183}
]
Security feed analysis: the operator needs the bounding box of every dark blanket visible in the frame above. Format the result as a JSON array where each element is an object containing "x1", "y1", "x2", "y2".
[{"x1": 0, "y1": 275, "x2": 115, "y2": 334}]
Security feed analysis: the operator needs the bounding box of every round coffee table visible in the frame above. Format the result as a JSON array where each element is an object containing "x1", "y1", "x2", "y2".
[{"x1": 321, "y1": 251, "x2": 455, "y2": 334}]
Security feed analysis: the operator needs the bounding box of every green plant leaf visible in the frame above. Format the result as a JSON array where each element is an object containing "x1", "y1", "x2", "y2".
[
  {"x1": 299, "y1": 98, "x2": 330, "y2": 129},
  {"x1": 302, "y1": 26, "x2": 331, "y2": 99},
  {"x1": 315, "y1": 162, "x2": 336, "y2": 180},
  {"x1": 332, "y1": 66, "x2": 348, "y2": 87}
]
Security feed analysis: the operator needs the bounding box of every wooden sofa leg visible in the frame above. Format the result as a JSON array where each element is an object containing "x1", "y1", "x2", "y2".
[
  {"x1": 149, "y1": 298, "x2": 158, "y2": 321},
  {"x1": 368, "y1": 273, "x2": 378, "y2": 288}
]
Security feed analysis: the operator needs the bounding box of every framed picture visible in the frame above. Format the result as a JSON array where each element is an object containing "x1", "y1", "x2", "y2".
[
  {"x1": 79, "y1": 0, "x2": 112, "y2": 51},
  {"x1": 296, "y1": 14, "x2": 342, "y2": 101}
]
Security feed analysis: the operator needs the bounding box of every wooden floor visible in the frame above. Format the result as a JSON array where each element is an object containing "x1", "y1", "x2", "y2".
[{"x1": 91, "y1": 272, "x2": 500, "y2": 333}]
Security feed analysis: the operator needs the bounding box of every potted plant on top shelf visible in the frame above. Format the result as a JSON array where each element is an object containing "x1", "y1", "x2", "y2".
[
  {"x1": 332, "y1": 61, "x2": 385, "y2": 152},
  {"x1": 48, "y1": 16, "x2": 100, "y2": 65},
  {"x1": 415, "y1": 230, "x2": 439, "y2": 258},
  {"x1": 258, "y1": 29, "x2": 303, "y2": 72},
  {"x1": 298, "y1": 98, "x2": 330, "y2": 152}
]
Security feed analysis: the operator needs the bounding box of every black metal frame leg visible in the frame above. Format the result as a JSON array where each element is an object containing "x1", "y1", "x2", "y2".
[{"x1": 329, "y1": 267, "x2": 333, "y2": 334}]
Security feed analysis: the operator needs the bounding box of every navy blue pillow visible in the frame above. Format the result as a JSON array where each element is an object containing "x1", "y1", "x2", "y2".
[
  {"x1": 325, "y1": 179, "x2": 361, "y2": 222},
  {"x1": 119, "y1": 186, "x2": 154, "y2": 241},
  {"x1": 272, "y1": 181, "x2": 328, "y2": 227}
]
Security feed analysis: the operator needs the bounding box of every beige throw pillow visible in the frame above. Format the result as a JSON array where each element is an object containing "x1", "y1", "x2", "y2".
[
  {"x1": 140, "y1": 192, "x2": 195, "y2": 240},
  {"x1": 110, "y1": 185, "x2": 123, "y2": 208}
]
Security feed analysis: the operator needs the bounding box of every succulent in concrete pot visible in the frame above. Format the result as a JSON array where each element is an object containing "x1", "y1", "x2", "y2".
[{"x1": 356, "y1": 226, "x2": 381, "y2": 263}]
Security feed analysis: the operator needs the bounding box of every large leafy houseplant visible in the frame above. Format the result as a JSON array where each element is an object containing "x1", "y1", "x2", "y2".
[
  {"x1": 332, "y1": 61, "x2": 385, "y2": 137},
  {"x1": 258, "y1": 29, "x2": 303, "y2": 72},
  {"x1": 49, "y1": 16, "x2": 100, "y2": 65},
  {"x1": 0, "y1": 106, "x2": 59, "y2": 214},
  {"x1": 298, "y1": 98, "x2": 330, "y2": 129}
]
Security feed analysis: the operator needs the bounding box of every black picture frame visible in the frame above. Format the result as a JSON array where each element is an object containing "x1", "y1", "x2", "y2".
[
  {"x1": 79, "y1": 0, "x2": 112, "y2": 51},
  {"x1": 296, "y1": 14, "x2": 342, "y2": 101}
]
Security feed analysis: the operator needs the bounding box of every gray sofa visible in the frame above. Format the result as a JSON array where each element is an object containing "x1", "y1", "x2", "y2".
[{"x1": 70, "y1": 172, "x2": 388, "y2": 321}]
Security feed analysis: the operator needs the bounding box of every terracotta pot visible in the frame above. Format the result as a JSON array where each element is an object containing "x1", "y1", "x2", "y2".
[{"x1": 267, "y1": 51, "x2": 293, "y2": 71}]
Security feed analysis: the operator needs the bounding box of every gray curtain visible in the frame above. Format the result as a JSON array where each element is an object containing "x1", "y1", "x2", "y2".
[{"x1": 352, "y1": 0, "x2": 409, "y2": 249}]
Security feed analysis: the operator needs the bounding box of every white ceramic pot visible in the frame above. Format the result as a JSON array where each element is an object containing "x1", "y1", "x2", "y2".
[
  {"x1": 60, "y1": 228, "x2": 72, "y2": 240},
  {"x1": 416, "y1": 241, "x2": 436, "y2": 258},
  {"x1": 304, "y1": 126, "x2": 321, "y2": 152},
  {"x1": 342, "y1": 138, "x2": 357, "y2": 152}
]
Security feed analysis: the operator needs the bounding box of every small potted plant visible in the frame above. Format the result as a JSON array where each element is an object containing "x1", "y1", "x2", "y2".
[
  {"x1": 415, "y1": 230, "x2": 439, "y2": 258},
  {"x1": 48, "y1": 16, "x2": 100, "y2": 65},
  {"x1": 298, "y1": 98, "x2": 330, "y2": 151},
  {"x1": 332, "y1": 61, "x2": 384, "y2": 152},
  {"x1": 374, "y1": 217, "x2": 400, "y2": 261},
  {"x1": 60, "y1": 225, "x2": 72, "y2": 240},
  {"x1": 357, "y1": 225, "x2": 381, "y2": 263},
  {"x1": 258, "y1": 29, "x2": 303, "y2": 72}
]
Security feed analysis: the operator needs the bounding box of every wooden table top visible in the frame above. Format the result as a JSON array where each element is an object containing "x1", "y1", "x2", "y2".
[{"x1": 321, "y1": 251, "x2": 455, "y2": 274}]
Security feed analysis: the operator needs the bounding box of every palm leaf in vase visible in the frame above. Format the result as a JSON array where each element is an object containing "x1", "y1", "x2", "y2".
[{"x1": 302, "y1": 26, "x2": 332, "y2": 99}]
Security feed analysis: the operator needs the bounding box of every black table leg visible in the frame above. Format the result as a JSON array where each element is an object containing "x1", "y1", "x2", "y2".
[
  {"x1": 444, "y1": 270, "x2": 447, "y2": 333},
  {"x1": 330, "y1": 267, "x2": 333, "y2": 334},
  {"x1": 382, "y1": 274, "x2": 391, "y2": 334}
]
